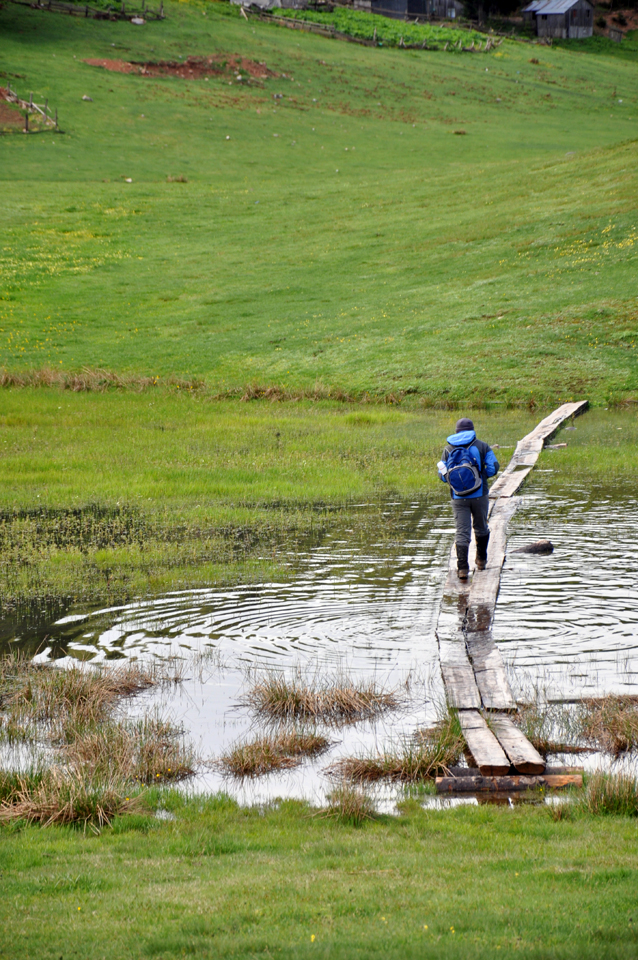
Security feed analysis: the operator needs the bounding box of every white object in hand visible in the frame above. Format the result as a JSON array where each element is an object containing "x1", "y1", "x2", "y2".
[{"x1": 437, "y1": 460, "x2": 448, "y2": 476}]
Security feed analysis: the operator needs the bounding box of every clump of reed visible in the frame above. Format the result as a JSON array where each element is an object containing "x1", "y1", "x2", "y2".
[
  {"x1": 327, "y1": 712, "x2": 464, "y2": 783},
  {"x1": 3, "y1": 657, "x2": 156, "y2": 736},
  {"x1": 578, "y1": 696, "x2": 638, "y2": 757},
  {"x1": 246, "y1": 671, "x2": 401, "y2": 725},
  {"x1": 0, "y1": 655, "x2": 196, "y2": 827},
  {"x1": 516, "y1": 700, "x2": 587, "y2": 756},
  {"x1": 219, "y1": 729, "x2": 329, "y2": 778},
  {"x1": 65, "y1": 716, "x2": 195, "y2": 784},
  {"x1": 0, "y1": 768, "x2": 142, "y2": 829},
  {"x1": 322, "y1": 785, "x2": 376, "y2": 826},
  {"x1": 578, "y1": 772, "x2": 638, "y2": 818},
  {"x1": 516, "y1": 694, "x2": 638, "y2": 758}
]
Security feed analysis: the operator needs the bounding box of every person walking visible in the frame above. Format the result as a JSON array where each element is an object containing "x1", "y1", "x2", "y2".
[{"x1": 437, "y1": 417, "x2": 499, "y2": 580}]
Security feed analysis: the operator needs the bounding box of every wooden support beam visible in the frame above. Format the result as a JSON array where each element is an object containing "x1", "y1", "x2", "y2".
[
  {"x1": 458, "y1": 710, "x2": 510, "y2": 776},
  {"x1": 436, "y1": 773, "x2": 582, "y2": 794},
  {"x1": 445, "y1": 765, "x2": 583, "y2": 777}
]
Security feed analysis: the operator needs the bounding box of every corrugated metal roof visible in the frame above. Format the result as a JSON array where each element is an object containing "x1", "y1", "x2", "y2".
[
  {"x1": 528, "y1": 0, "x2": 585, "y2": 11},
  {"x1": 523, "y1": 0, "x2": 550, "y2": 11}
]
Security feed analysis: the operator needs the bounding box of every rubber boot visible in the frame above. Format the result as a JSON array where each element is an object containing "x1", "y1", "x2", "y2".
[
  {"x1": 475, "y1": 533, "x2": 490, "y2": 571},
  {"x1": 456, "y1": 544, "x2": 470, "y2": 581}
]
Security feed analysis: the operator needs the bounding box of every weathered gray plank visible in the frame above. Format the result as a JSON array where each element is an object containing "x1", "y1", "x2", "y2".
[
  {"x1": 467, "y1": 499, "x2": 518, "y2": 607},
  {"x1": 528, "y1": 400, "x2": 588, "y2": 442},
  {"x1": 488, "y1": 467, "x2": 533, "y2": 499},
  {"x1": 473, "y1": 666, "x2": 516, "y2": 711},
  {"x1": 490, "y1": 714, "x2": 546, "y2": 774},
  {"x1": 440, "y1": 663, "x2": 482, "y2": 710},
  {"x1": 465, "y1": 633, "x2": 516, "y2": 711},
  {"x1": 458, "y1": 710, "x2": 510, "y2": 776}
]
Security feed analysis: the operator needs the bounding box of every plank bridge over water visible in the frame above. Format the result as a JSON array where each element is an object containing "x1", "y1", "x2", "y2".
[{"x1": 436, "y1": 401, "x2": 588, "y2": 779}]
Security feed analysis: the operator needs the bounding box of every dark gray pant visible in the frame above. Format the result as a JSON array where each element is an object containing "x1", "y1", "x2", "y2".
[{"x1": 451, "y1": 495, "x2": 489, "y2": 548}]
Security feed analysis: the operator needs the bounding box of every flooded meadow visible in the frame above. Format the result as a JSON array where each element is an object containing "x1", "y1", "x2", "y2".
[{"x1": 3, "y1": 469, "x2": 637, "y2": 811}]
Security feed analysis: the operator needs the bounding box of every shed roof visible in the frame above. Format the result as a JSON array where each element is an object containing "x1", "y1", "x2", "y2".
[{"x1": 524, "y1": 0, "x2": 590, "y2": 11}]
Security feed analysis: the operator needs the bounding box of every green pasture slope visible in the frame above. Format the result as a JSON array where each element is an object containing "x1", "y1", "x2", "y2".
[
  {"x1": 2, "y1": 12, "x2": 638, "y2": 960},
  {"x1": 1, "y1": 1, "x2": 637, "y2": 404}
]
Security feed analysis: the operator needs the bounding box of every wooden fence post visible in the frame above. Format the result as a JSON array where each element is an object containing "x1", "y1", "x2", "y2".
[{"x1": 24, "y1": 112, "x2": 29, "y2": 133}]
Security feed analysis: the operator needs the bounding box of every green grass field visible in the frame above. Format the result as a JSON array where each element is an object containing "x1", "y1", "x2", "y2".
[
  {"x1": 1, "y1": 796, "x2": 638, "y2": 960},
  {"x1": 1, "y1": 1, "x2": 637, "y2": 404}
]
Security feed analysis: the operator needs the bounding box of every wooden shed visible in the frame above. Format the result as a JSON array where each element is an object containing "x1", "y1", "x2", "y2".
[
  {"x1": 523, "y1": 0, "x2": 593, "y2": 38},
  {"x1": 357, "y1": 0, "x2": 463, "y2": 20}
]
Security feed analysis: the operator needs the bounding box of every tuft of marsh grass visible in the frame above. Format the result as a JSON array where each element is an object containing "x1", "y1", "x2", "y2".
[
  {"x1": 322, "y1": 785, "x2": 376, "y2": 826},
  {"x1": 0, "y1": 367, "x2": 205, "y2": 394},
  {"x1": 0, "y1": 655, "x2": 197, "y2": 825},
  {"x1": 517, "y1": 695, "x2": 638, "y2": 758},
  {"x1": 579, "y1": 697, "x2": 638, "y2": 757},
  {"x1": 516, "y1": 700, "x2": 588, "y2": 757},
  {"x1": 327, "y1": 712, "x2": 464, "y2": 783},
  {"x1": 578, "y1": 772, "x2": 638, "y2": 817},
  {"x1": 0, "y1": 768, "x2": 142, "y2": 830},
  {"x1": 246, "y1": 671, "x2": 400, "y2": 725},
  {"x1": 65, "y1": 716, "x2": 195, "y2": 785},
  {"x1": 219, "y1": 730, "x2": 330, "y2": 778}
]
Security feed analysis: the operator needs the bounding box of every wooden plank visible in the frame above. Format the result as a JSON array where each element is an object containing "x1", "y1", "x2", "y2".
[
  {"x1": 544, "y1": 774, "x2": 583, "y2": 789},
  {"x1": 467, "y1": 499, "x2": 517, "y2": 606},
  {"x1": 490, "y1": 714, "x2": 546, "y2": 774},
  {"x1": 473, "y1": 666, "x2": 517, "y2": 711},
  {"x1": 465, "y1": 634, "x2": 516, "y2": 710},
  {"x1": 527, "y1": 400, "x2": 588, "y2": 442},
  {"x1": 440, "y1": 662, "x2": 481, "y2": 710},
  {"x1": 489, "y1": 467, "x2": 533, "y2": 499},
  {"x1": 436, "y1": 774, "x2": 582, "y2": 794},
  {"x1": 458, "y1": 710, "x2": 510, "y2": 776}
]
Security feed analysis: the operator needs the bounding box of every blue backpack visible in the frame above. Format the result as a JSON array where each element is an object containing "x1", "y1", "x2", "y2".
[{"x1": 445, "y1": 442, "x2": 483, "y2": 497}]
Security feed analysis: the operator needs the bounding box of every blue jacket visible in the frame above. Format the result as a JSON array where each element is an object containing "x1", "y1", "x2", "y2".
[{"x1": 439, "y1": 430, "x2": 499, "y2": 499}]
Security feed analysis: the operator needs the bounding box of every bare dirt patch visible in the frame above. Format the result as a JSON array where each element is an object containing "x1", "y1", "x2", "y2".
[
  {"x1": 84, "y1": 55, "x2": 279, "y2": 81},
  {"x1": 0, "y1": 95, "x2": 24, "y2": 131}
]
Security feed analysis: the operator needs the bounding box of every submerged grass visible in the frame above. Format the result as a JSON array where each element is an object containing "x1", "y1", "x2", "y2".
[
  {"x1": 328, "y1": 711, "x2": 465, "y2": 782},
  {"x1": 219, "y1": 729, "x2": 330, "y2": 777},
  {"x1": 246, "y1": 671, "x2": 401, "y2": 725}
]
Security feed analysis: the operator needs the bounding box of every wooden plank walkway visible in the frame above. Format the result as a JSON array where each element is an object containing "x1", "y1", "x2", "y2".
[{"x1": 435, "y1": 400, "x2": 588, "y2": 776}]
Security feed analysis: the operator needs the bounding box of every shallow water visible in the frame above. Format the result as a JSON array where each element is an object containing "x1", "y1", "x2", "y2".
[{"x1": 5, "y1": 480, "x2": 638, "y2": 809}]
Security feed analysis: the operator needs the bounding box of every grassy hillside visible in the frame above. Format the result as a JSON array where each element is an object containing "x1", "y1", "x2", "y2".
[{"x1": 1, "y1": 1, "x2": 637, "y2": 405}]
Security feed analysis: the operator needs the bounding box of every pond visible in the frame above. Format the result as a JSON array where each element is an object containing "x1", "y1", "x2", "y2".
[{"x1": 4, "y1": 473, "x2": 638, "y2": 808}]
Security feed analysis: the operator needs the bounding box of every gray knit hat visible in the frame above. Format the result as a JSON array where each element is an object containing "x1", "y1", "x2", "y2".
[{"x1": 455, "y1": 418, "x2": 475, "y2": 432}]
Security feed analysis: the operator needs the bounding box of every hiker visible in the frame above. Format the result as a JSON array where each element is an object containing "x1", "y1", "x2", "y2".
[{"x1": 437, "y1": 418, "x2": 499, "y2": 581}]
